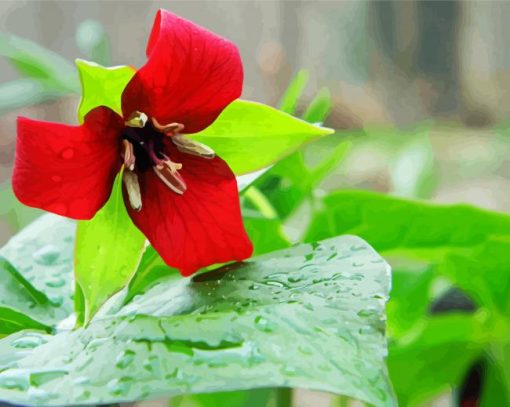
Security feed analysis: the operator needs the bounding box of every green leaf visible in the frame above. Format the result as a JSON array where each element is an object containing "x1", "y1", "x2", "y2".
[
  {"x1": 253, "y1": 139, "x2": 351, "y2": 220},
  {"x1": 388, "y1": 313, "x2": 484, "y2": 406},
  {"x1": 189, "y1": 100, "x2": 334, "y2": 175},
  {"x1": 76, "y1": 59, "x2": 135, "y2": 123},
  {"x1": 172, "y1": 388, "x2": 274, "y2": 407},
  {"x1": 0, "y1": 236, "x2": 394, "y2": 406},
  {"x1": 75, "y1": 20, "x2": 111, "y2": 66},
  {"x1": 0, "y1": 79, "x2": 67, "y2": 115},
  {"x1": 389, "y1": 131, "x2": 438, "y2": 199},
  {"x1": 0, "y1": 214, "x2": 75, "y2": 325},
  {"x1": 278, "y1": 69, "x2": 309, "y2": 114},
  {"x1": 0, "y1": 32, "x2": 78, "y2": 92},
  {"x1": 302, "y1": 87, "x2": 332, "y2": 124},
  {"x1": 305, "y1": 190, "x2": 510, "y2": 312},
  {"x1": 480, "y1": 344, "x2": 510, "y2": 407},
  {"x1": 0, "y1": 258, "x2": 53, "y2": 335},
  {"x1": 75, "y1": 173, "x2": 146, "y2": 324}
]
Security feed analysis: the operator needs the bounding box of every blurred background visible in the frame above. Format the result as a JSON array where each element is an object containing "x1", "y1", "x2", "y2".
[{"x1": 1, "y1": 1, "x2": 510, "y2": 406}]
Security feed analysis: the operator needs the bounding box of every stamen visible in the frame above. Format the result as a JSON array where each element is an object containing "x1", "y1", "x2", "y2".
[
  {"x1": 151, "y1": 117, "x2": 184, "y2": 135},
  {"x1": 123, "y1": 170, "x2": 142, "y2": 211},
  {"x1": 171, "y1": 134, "x2": 215, "y2": 159},
  {"x1": 125, "y1": 111, "x2": 148, "y2": 128},
  {"x1": 153, "y1": 160, "x2": 187, "y2": 195},
  {"x1": 122, "y1": 139, "x2": 136, "y2": 171}
]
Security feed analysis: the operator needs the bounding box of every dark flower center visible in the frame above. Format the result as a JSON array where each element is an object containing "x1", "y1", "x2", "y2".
[{"x1": 120, "y1": 124, "x2": 165, "y2": 172}]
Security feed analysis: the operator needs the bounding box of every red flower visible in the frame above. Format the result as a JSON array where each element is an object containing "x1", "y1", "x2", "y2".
[{"x1": 12, "y1": 9, "x2": 253, "y2": 276}]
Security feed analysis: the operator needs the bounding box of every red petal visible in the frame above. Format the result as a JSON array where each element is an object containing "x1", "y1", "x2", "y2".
[
  {"x1": 122, "y1": 9, "x2": 243, "y2": 134},
  {"x1": 125, "y1": 145, "x2": 253, "y2": 276},
  {"x1": 13, "y1": 107, "x2": 123, "y2": 220}
]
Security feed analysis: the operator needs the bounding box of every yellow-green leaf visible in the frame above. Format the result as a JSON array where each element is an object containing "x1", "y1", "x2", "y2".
[
  {"x1": 189, "y1": 100, "x2": 334, "y2": 175},
  {"x1": 76, "y1": 59, "x2": 135, "y2": 123}
]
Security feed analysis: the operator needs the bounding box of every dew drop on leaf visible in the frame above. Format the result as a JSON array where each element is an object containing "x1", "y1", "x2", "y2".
[
  {"x1": 115, "y1": 349, "x2": 135, "y2": 369},
  {"x1": 32, "y1": 244, "x2": 60, "y2": 265}
]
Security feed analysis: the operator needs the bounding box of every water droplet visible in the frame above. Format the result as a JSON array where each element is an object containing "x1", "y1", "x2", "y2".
[
  {"x1": 352, "y1": 262, "x2": 364, "y2": 267},
  {"x1": 254, "y1": 316, "x2": 275, "y2": 332},
  {"x1": 248, "y1": 284, "x2": 260, "y2": 290},
  {"x1": 263, "y1": 280, "x2": 286, "y2": 288},
  {"x1": 116, "y1": 349, "x2": 135, "y2": 369},
  {"x1": 49, "y1": 295, "x2": 64, "y2": 307},
  {"x1": 305, "y1": 253, "x2": 314, "y2": 261},
  {"x1": 45, "y1": 278, "x2": 66, "y2": 288},
  {"x1": 51, "y1": 175, "x2": 62, "y2": 183},
  {"x1": 27, "y1": 387, "x2": 54, "y2": 403},
  {"x1": 357, "y1": 308, "x2": 379, "y2": 318},
  {"x1": 11, "y1": 334, "x2": 47, "y2": 349},
  {"x1": 61, "y1": 148, "x2": 75, "y2": 159},
  {"x1": 108, "y1": 377, "x2": 133, "y2": 396},
  {"x1": 30, "y1": 370, "x2": 67, "y2": 386},
  {"x1": 0, "y1": 370, "x2": 29, "y2": 391},
  {"x1": 298, "y1": 345, "x2": 313, "y2": 355},
  {"x1": 351, "y1": 244, "x2": 367, "y2": 251},
  {"x1": 282, "y1": 365, "x2": 298, "y2": 376},
  {"x1": 288, "y1": 274, "x2": 304, "y2": 284},
  {"x1": 32, "y1": 245, "x2": 60, "y2": 265}
]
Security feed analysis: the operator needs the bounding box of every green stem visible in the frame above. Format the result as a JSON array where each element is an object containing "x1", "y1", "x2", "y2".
[{"x1": 275, "y1": 387, "x2": 292, "y2": 407}]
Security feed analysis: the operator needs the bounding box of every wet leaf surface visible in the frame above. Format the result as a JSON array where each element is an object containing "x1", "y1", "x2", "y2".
[{"x1": 0, "y1": 235, "x2": 393, "y2": 406}]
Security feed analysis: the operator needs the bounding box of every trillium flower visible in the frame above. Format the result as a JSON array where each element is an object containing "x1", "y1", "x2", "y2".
[{"x1": 13, "y1": 9, "x2": 253, "y2": 276}]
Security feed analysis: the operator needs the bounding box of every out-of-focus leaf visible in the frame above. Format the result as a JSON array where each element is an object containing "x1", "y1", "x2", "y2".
[
  {"x1": 0, "y1": 214, "x2": 75, "y2": 327},
  {"x1": 76, "y1": 59, "x2": 135, "y2": 123},
  {"x1": 390, "y1": 131, "x2": 438, "y2": 199},
  {"x1": 253, "y1": 140, "x2": 350, "y2": 220},
  {"x1": 0, "y1": 32, "x2": 78, "y2": 91},
  {"x1": 75, "y1": 20, "x2": 111, "y2": 66},
  {"x1": 480, "y1": 344, "x2": 510, "y2": 407},
  {"x1": 302, "y1": 88, "x2": 332, "y2": 124},
  {"x1": 242, "y1": 210, "x2": 291, "y2": 255},
  {"x1": 0, "y1": 79, "x2": 67, "y2": 115},
  {"x1": 278, "y1": 69, "x2": 309, "y2": 114},
  {"x1": 190, "y1": 100, "x2": 333, "y2": 175},
  {"x1": 386, "y1": 259, "x2": 434, "y2": 337},
  {"x1": 388, "y1": 313, "x2": 485, "y2": 406},
  {"x1": 0, "y1": 236, "x2": 394, "y2": 407},
  {"x1": 172, "y1": 389, "x2": 274, "y2": 407},
  {"x1": 75, "y1": 174, "x2": 146, "y2": 324}
]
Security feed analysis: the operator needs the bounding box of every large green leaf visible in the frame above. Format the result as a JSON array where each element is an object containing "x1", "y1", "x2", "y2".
[
  {"x1": 0, "y1": 32, "x2": 78, "y2": 92},
  {"x1": 189, "y1": 100, "x2": 334, "y2": 175},
  {"x1": 75, "y1": 174, "x2": 146, "y2": 324},
  {"x1": 0, "y1": 214, "x2": 75, "y2": 327},
  {"x1": 0, "y1": 235, "x2": 394, "y2": 406},
  {"x1": 304, "y1": 190, "x2": 510, "y2": 311},
  {"x1": 76, "y1": 59, "x2": 135, "y2": 123}
]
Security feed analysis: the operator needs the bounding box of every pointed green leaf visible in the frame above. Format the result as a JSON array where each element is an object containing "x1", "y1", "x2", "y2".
[
  {"x1": 302, "y1": 87, "x2": 332, "y2": 124},
  {"x1": 189, "y1": 100, "x2": 334, "y2": 175},
  {"x1": 75, "y1": 173, "x2": 146, "y2": 324},
  {"x1": 278, "y1": 69, "x2": 309, "y2": 114},
  {"x1": 76, "y1": 59, "x2": 135, "y2": 123},
  {"x1": 0, "y1": 235, "x2": 393, "y2": 406}
]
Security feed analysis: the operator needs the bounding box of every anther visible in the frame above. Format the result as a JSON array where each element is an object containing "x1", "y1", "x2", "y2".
[
  {"x1": 171, "y1": 134, "x2": 215, "y2": 159},
  {"x1": 123, "y1": 170, "x2": 142, "y2": 211},
  {"x1": 153, "y1": 158, "x2": 187, "y2": 195},
  {"x1": 125, "y1": 111, "x2": 148, "y2": 128},
  {"x1": 122, "y1": 139, "x2": 136, "y2": 171},
  {"x1": 151, "y1": 117, "x2": 185, "y2": 135}
]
